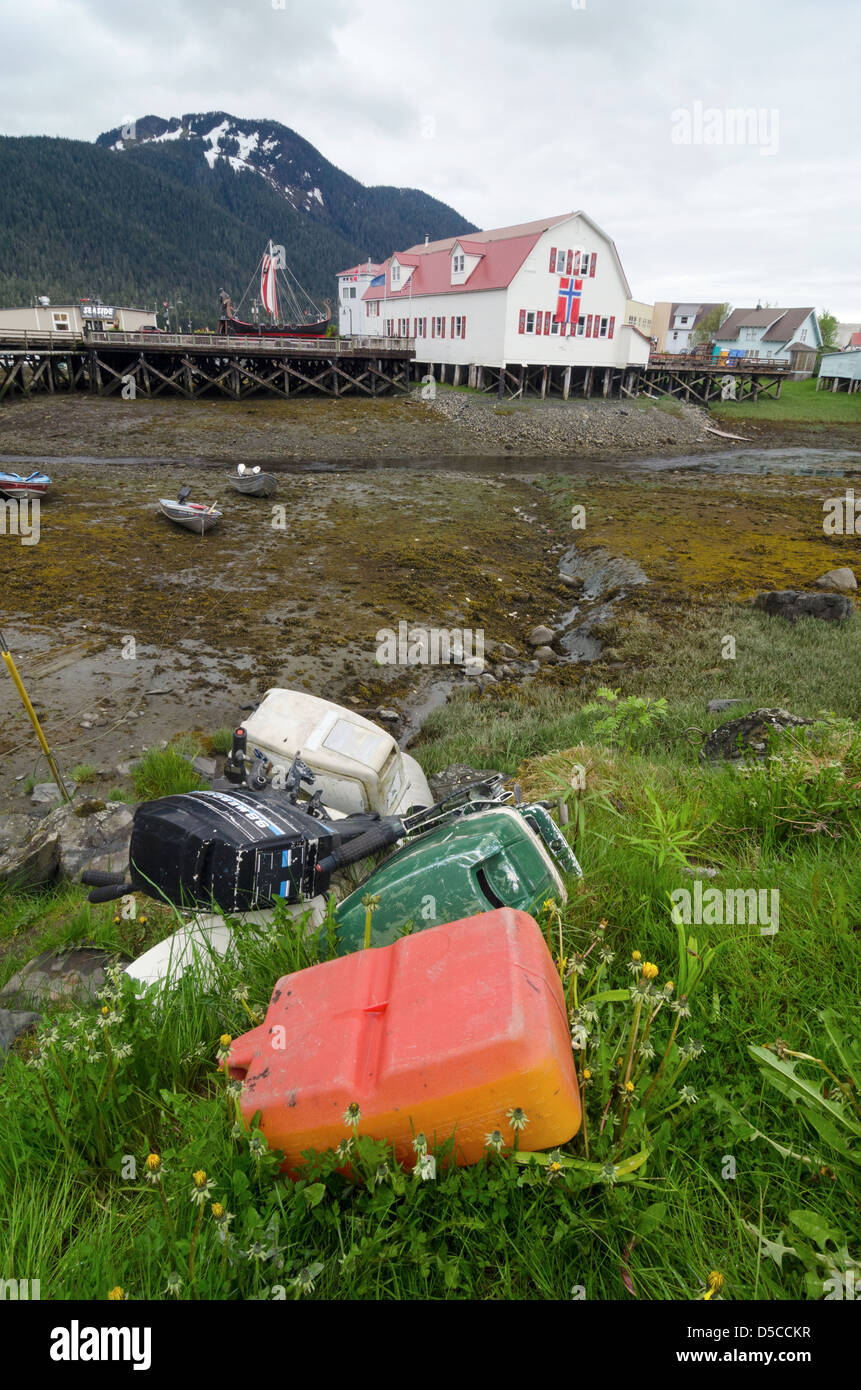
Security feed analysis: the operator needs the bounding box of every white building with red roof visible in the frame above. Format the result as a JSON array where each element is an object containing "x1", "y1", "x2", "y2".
[
  {"x1": 336, "y1": 259, "x2": 385, "y2": 336},
  {"x1": 359, "y1": 212, "x2": 651, "y2": 387}
]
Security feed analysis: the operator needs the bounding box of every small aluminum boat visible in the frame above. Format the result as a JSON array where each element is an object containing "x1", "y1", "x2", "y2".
[
  {"x1": 158, "y1": 492, "x2": 222, "y2": 534},
  {"x1": 226, "y1": 464, "x2": 277, "y2": 497},
  {"x1": 0, "y1": 469, "x2": 51, "y2": 499}
]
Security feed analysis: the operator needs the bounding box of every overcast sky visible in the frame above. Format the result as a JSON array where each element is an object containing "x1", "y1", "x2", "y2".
[{"x1": 2, "y1": 0, "x2": 859, "y2": 315}]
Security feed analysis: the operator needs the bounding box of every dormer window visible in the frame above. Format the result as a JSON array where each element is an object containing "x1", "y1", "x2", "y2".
[
  {"x1": 453, "y1": 253, "x2": 465, "y2": 273},
  {"x1": 391, "y1": 264, "x2": 401, "y2": 284}
]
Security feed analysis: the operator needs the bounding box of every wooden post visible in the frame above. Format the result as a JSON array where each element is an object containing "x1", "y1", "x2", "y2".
[
  {"x1": 453, "y1": 364, "x2": 461, "y2": 387},
  {"x1": 497, "y1": 366, "x2": 505, "y2": 399},
  {"x1": 584, "y1": 367, "x2": 593, "y2": 397},
  {"x1": 603, "y1": 368, "x2": 611, "y2": 397},
  {"x1": 563, "y1": 365, "x2": 572, "y2": 401}
]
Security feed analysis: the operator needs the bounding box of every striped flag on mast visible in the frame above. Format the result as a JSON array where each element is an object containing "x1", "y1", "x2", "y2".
[
  {"x1": 261, "y1": 245, "x2": 279, "y2": 321},
  {"x1": 555, "y1": 275, "x2": 583, "y2": 326}
]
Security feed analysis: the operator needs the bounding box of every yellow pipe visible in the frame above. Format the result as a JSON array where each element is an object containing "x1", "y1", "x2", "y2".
[{"x1": 0, "y1": 633, "x2": 71, "y2": 802}]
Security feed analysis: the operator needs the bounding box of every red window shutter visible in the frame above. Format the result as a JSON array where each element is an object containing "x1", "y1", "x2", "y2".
[
  {"x1": 536, "y1": 310, "x2": 543, "y2": 334},
  {"x1": 432, "y1": 318, "x2": 435, "y2": 339},
  {"x1": 462, "y1": 315, "x2": 466, "y2": 338},
  {"x1": 519, "y1": 309, "x2": 526, "y2": 334},
  {"x1": 608, "y1": 316, "x2": 615, "y2": 339},
  {"x1": 451, "y1": 316, "x2": 455, "y2": 338},
  {"x1": 549, "y1": 247, "x2": 557, "y2": 272},
  {"x1": 544, "y1": 312, "x2": 551, "y2": 335},
  {"x1": 441, "y1": 318, "x2": 446, "y2": 338},
  {"x1": 573, "y1": 250, "x2": 580, "y2": 273},
  {"x1": 586, "y1": 314, "x2": 593, "y2": 337},
  {"x1": 566, "y1": 249, "x2": 573, "y2": 275},
  {"x1": 590, "y1": 252, "x2": 597, "y2": 278}
]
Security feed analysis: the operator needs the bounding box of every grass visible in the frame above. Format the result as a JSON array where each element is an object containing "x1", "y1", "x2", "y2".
[
  {"x1": 210, "y1": 728, "x2": 234, "y2": 755},
  {"x1": 711, "y1": 376, "x2": 861, "y2": 424},
  {"x1": 69, "y1": 763, "x2": 98, "y2": 785},
  {"x1": 132, "y1": 740, "x2": 208, "y2": 801}
]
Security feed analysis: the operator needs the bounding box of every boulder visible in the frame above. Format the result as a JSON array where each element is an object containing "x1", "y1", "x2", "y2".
[
  {"x1": 0, "y1": 946, "x2": 131, "y2": 1010},
  {"x1": 24, "y1": 800, "x2": 135, "y2": 883},
  {"x1": 706, "y1": 699, "x2": 747, "y2": 714},
  {"x1": 427, "y1": 764, "x2": 506, "y2": 802},
  {"x1": 533, "y1": 646, "x2": 557, "y2": 663},
  {"x1": 192, "y1": 755, "x2": 217, "y2": 778},
  {"x1": 753, "y1": 590, "x2": 852, "y2": 623},
  {"x1": 527, "y1": 625, "x2": 555, "y2": 647},
  {"x1": 0, "y1": 828, "x2": 60, "y2": 890},
  {"x1": 700, "y1": 708, "x2": 812, "y2": 764},
  {"x1": 0, "y1": 1008, "x2": 41, "y2": 1062},
  {"x1": 30, "y1": 782, "x2": 63, "y2": 806},
  {"x1": 815, "y1": 567, "x2": 857, "y2": 593}
]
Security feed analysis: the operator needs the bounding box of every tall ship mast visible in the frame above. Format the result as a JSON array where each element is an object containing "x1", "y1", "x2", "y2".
[{"x1": 218, "y1": 240, "x2": 331, "y2": 338}]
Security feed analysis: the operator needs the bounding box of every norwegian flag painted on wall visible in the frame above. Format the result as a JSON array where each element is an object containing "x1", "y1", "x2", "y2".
[{"x1": 555, "y1": 276, "x2": 583, "y2": 325}]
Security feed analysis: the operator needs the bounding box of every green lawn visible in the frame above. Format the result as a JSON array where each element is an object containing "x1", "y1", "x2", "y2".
[{"x1": 711, "y1": 376, "x2": 861, "y2": 424}]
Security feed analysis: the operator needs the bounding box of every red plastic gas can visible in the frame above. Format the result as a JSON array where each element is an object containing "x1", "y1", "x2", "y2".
[{"x1": 226, "y1": 907, "x2": 581, "y2": 1170}]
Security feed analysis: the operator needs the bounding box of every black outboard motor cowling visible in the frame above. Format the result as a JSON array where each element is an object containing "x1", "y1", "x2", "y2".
[{"x1": 128, "y1": 788, "x2": 343, "y2": 912}]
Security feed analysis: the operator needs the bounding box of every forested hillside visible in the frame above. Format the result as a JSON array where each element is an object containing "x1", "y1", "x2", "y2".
[{"x1": 0, "y1": 116, "x2": 475, "y2": 325}]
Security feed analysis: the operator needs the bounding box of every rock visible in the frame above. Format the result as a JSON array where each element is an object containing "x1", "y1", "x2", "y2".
[
  {"x1": 115, "y1": 760, "x2": 138, "y2": 777},
  {"x1": 0, "y1": 828, "x2": 60, "y2": 890},
  {"x1": 492, "y1": 641, "x2": 519, "y2": 660},
  {"x1": 0, "y1": 1008, "x2": 41, "y2": 1061},
  {"x1": 533, "y1": 645, "x2": 557, "y2": 663},
  {"x1": 602, "y1": 647, "x2": 624, "y2": 663},
  {"x1": 683, "y1": 864, "x2": 719, "y2": 879},
  {"x1": 753, "y1": 590, "x2": 852, "y2": 623},
  {"x1": 0, "y1": 814, "x2": 38, "y2": 853},
  {"x1": 427, "y1": 764, "x2": 506, "y2": 802},
  {"x1": 706, "y1": 699, "x2": 747, "y2": 714},
  {"x1": 376, "y1": 708, "x2": 400, "y2": 723},
  {"x1": 527, "y1": 625, "x2": 555, "y2": 647},
  {"x1": 700, "y1": 708, "x2": 813, "y2": 764},
  {"x1": 0, "y1": 946, "x2": 131, "y2": 1010},
  {"x1": 30, "y1": 782, "x2": 62, "y2": 806},
  {"x1": 815, "y1": 567, "x2": 857, "y2": 593},
  {"x1": 192, "y1": 755, "x2": 217, "y2": 778},
  {"x1": 22, "y1": 801, "x2": 135, "y2": 883}
]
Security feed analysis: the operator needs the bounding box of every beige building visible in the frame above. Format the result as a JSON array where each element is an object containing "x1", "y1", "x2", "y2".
[
  {"x1": 0, "y1": 302, "x2": 157, "y2": 334},
  {"x1": 625, "y1": 299, "x2": 654, "y2": 338}
]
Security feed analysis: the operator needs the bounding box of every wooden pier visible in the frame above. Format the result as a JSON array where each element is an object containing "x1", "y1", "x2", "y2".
[
  {"x1": 0, "y1": 329, "x2": 415, "y2": 400},
  {"x1": 414, "y1": 355, "x2": 788, "y2": 404}
]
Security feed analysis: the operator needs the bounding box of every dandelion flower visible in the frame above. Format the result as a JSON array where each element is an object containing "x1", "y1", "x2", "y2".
[
  {"x1": 485, "y1": 1130, "x2": 505, "y2": 1153},
  {"x1": 216, "y1": 1034, "x2": 233, "y2": 1062},
  {"x1": 412, "y1": 1132, "x2": 428, "y2": 1155},
  {"x1": 582, "y1": 1068, "x2": 592, "y2": 1081},
  {"x1": 671, "y1": 995, "x2": 691, "y2": 1019},
  {"x1": 704, "y1": 1270, "x2": 724, "y2": 1300},
  {"x1": 599, "y1": 1162, "x2": 618, "y2": 1186},
  {"x1": 249, "y1": 1132, "x2": 267, "y2": 1160},
  {"x1": 679, "y1": 1085, "x2": 698, "y2": 1106},
  {"x1": 144, "y1": 1153, "x2": 164, "y2": 1184},
  {"x1": 506, "y1": 1107, "x2": 529, "y2": 1132},
  {"x1": 414, "y1": 1152, "x2": 436, "y2": 1181},
  {"x1": 165, "y1": 1272, "x2": 183, "y2": 1298},
  {"x1": 107, "y1": 1286, "x2": 125, "y2": 1300},
  {"x1": 631, "y1": 950, "x2": 641, "y2": 961},
  {"x1": 374, "y1": 1161, "x2": 390, "y2": 1185},
  {"x1": 189, "y1": 1170, "x2": 215, "y2": 1205},
  {"x1": 335, "y1": 1138, "x2": 353, "y2": 1161},
  {"x1": 246, "y1": 1241, "x2": 268, "y2": 1263},
  {"x1": 624, "y1": 1081, "x2": 635, "y2": 1094},
  {"x1": 292, "y1": 1261, "x2": 324, "y2": 1295},
  {"x1": 641, "y1": 961, "x2": 658, "y2": 981},
  {"x1": 546, "y1": 1151, "x2": 565, "y2": 1181},
  {"x1": 343, "y1": 1101, "x2": 361, "y2": 1128}
]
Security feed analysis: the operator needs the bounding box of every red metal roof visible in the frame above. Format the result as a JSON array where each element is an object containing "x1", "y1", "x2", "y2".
[{"x1": 363, "y1": 221, "x2": 569, "y2": 303}]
